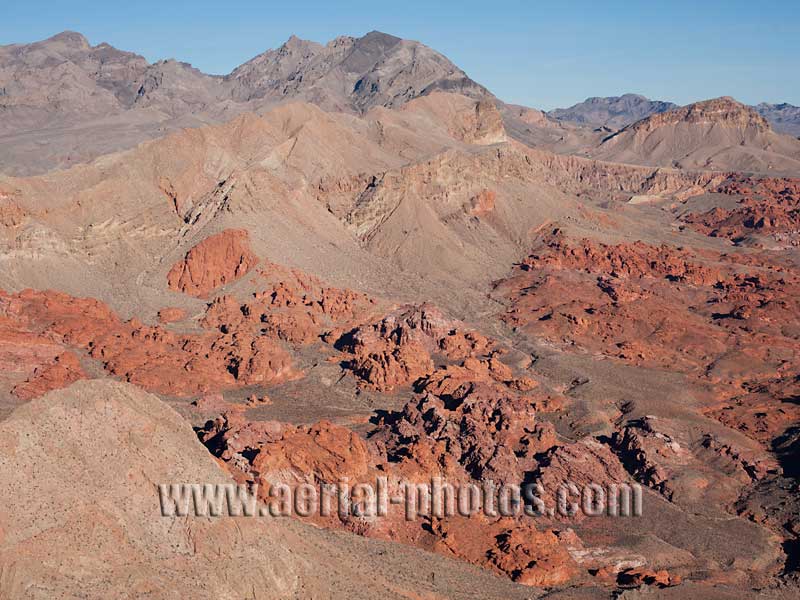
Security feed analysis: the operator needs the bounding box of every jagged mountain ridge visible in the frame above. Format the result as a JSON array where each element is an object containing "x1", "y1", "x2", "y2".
[
  {"x1": 0, "y1": 30, "x2": 488, "y2": 119},
  {"x1": 0, "y1": 30, "x2": 490, "y2": 175}
]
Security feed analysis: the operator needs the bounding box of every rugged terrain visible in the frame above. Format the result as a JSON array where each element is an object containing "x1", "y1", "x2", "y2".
[
  {"x1": 0, "y1": 30, "x2": 488, "y2": 175},
  {"x1": 0, "y1": 30, "x2": 799, "y2": 600}
]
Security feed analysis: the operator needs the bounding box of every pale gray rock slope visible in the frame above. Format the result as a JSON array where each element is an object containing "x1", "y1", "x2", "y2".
[{"x1": 0, "y1": 30, "x2": 490, "y2": 175}]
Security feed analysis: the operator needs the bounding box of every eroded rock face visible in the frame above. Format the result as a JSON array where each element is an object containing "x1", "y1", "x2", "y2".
[
  {"x1": 462, "y1": 100, "x2": 507, "y2": 145},
  {"x1": 529, "y1": 439, "x2": 632, "y2": 522},
  {"x1": 11, "y1": 351, "x2": 86, "y2": 400},
  {"x1": 467, "y1": 189, "x2": 496, "y2": 216},
  {"x1": 334, "y1": 304, "x2": 490, "y2": 391},
  {"x1": 0, "y1": 379, "x2": 467, "y2": 599},
  {"x1": 0, "y1": 288, "x2": 298, "y2": 397},
  {"x1": 371, "y1": 355, "x2": 561, "y2": 482},
  {"x1": 627, "y1": 97, "x2": 770, "y2": 133},
  {"x1": 167, "y1": 229, "x2": 258, "y2": 297},
  {"x1": 518, "y1": 229, "x2": 721, "y2": 285},
  {"x1": 428, "y1": 517, "x2": 579, "y2": 586},
  {"x1": 611, "y1": 416, "x2": 773, "y2": 514},
  {"x1": 202, "y1": 265, "x2": 378, "y2": 347},
  {"x1": 498, "y1": 231, "x2": 730, "y2": 370},
  {"x1": 498, "y1": 229, "x2": 800, "y2": 385}
]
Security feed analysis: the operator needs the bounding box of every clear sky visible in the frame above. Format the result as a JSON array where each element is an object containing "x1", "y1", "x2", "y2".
[{"x1": 2, "y1": 0, "x2": 797, "y2": 110}]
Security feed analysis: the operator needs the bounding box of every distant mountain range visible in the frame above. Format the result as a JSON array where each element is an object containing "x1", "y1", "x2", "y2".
[
  {"x1": 1, "y1": 31, "x2": 798, "y2": 176},
  {"x1": 549, "y1": 94, "x2": 800, "y2": 137},
  {"x1": 0, "y1": 30, "x2": 490, "y2": 174},
  {"x1": 0, "y1": 30, "x2": 488, "y2": 126}
]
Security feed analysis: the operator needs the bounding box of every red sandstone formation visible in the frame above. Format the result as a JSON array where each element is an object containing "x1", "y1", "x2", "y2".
[
  {"x1": 334, "y1": 304, "x2": 491, "y2": 391},
  {"x1": 617, "y1": 567, "x2": 681, "y2": 589},
  {"x1": 253, "y1": 421, "x2": 371, "y2": 485},
  {"x1": 201, "y1": 268, "x2": 377, "y2": 349},
  {"x1": 498, "y1": 230, "x2": 800, "y2": 380},
  {"x1": 197, "y1": 347, "x2": 590, "y2": 586},
  {"x1": 518, "y1": 229, "x2": 721, "y2": 285},
  {"x1": 497, "y1": 230, "x2": 800, "y2": 528},
  {"x1": 11, "y1": 351, "x2": 87, "y2": 400},
  {"x1": 0, "y1": 289, "x2": 298, "y2": 397},
  {"x1": 529, "y1": 439, "x2": 632, "y2": 521},
  {"x1": 167, "y1": 229, "x2": 258, "y2": 297},
  {"x1": 371, "y1": 355, "x2": 561, "y2": 482},
  {"x1": 427, "y1": 517, "x2": 579, "y2": 586}
]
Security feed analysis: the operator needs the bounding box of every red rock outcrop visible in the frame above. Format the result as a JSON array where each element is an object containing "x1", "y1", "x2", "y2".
[
  {"x1": 197, "y1": 343, "x2": 588, "y2": 587},
  {"x1": 428, "y1": 517, "x2": 579, "y2": 586},
  {"x1": 252, "y1": 421, "x2": 371, "y2": 485},
  {"x1": 335, "y1": 304, "x2": 491, "y2": 391},
  {"x1": 497, "y1": 228, "x2": 800, "y2": 549},
  {"x1": 369, "y1": 354, "x2": 562, "y2": 481},
  {"x1": 0, "y1": 289, "x2": 298, "y2": 397},
  {"x1": 684, "y1": 177, "x2": 800, "y2": 245},
  {"x1": 167, "y1": 229, "x2": 258, "y2": 297},
  {"x1": 498, "y1": 229, "x2": 800, "y2": 379},
  {"x1": 529, "y1": 438, "x2": 632, "y2": 521},
  {"x1": 11, "y1": 351, "x2": 86, "y2": 400},
  {"x1": 201, "y1": 268, "x2": 378, "y2": 348},
  {"x1": 617, "y1": 567, "x2": 681, "y2": 588},
  {"x1": 518, "y1": 229, "x2": 721, "y2": 285}
]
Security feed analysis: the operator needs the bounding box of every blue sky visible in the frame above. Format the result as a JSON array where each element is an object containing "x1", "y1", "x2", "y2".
[{"x1": 2, "y1": 0, "x2": 797, "y2": 110}]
